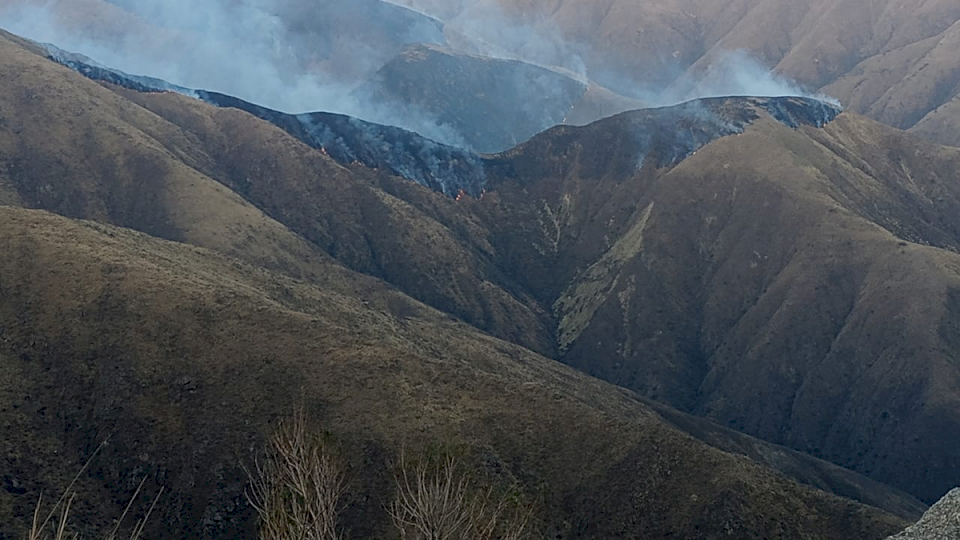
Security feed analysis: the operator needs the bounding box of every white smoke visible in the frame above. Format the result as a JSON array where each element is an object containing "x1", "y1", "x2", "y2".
[
  {"x1": 665, "y1": 50, "x2": 842, "y2": 107},
  {"x1": 386, "y1": 0, "x2": 841, "y2": 107},
  {"x1": 0, "y1": 0, "x2": 840, "y2": 151},
  {"x1": 0, "y1": 0, "x2": 468, "y2": 144}
]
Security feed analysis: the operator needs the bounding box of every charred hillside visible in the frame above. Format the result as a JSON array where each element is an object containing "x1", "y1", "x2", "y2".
[
  {"x1": 489, "y1": 96, "x2": 842, "y2": 184},
  {"x1": 198, "y1": 91, "x2": 487, "y2": 197},
  {"x1": 42, "y1": 45, "x2": 488, "y2": 197}
]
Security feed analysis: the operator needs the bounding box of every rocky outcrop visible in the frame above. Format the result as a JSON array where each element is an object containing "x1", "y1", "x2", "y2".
[{"x1": 887, "y1": 489, "x2": 960, "y2": 540}]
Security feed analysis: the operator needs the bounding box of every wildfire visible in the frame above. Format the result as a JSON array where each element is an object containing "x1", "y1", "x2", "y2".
[{"x1": 456, "y1": 188, "x2": 489, "y2": 202}]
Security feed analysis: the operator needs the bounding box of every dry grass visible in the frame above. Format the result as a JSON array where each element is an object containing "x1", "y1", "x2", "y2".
[
  {"x1": 247, "y1": 408, "x2": 346, "y2": 540},
  {"x1": 25, "y1": 442, "x2": 164, "y2": 540}
]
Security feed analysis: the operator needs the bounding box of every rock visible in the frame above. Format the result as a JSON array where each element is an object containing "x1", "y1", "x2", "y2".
[{"x1": 887, "y1": 489, "x2": 960, "y2": 540}]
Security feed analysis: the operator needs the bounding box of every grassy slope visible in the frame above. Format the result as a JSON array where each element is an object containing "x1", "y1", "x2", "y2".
[
  {"x1": 0, "y1": 30, "x2": 557, "y2": 356},
  {"x1": 0, "y1": 206, "x2": 908, "y2": 539},
  {"x1": 912, "y1": 94, "x2": 960, "y2": 147},
  {"x1": 469, "y1": 103, "x2": 960, "y2": 503}
]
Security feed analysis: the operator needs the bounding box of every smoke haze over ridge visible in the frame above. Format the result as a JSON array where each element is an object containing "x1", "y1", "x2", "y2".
[{"x1": 0, "y1": 0, "x2": 840, "y2": 150}]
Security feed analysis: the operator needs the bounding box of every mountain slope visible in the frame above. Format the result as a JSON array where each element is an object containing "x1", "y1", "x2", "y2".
[
  {"x1": 0, "y1": 205, "x2": 911, "y2": 540},
  {"x1": 0, "y1": 30, "x2": 556, "y2": 356},
  {"x1": 466, "y1": 99, "x2": 960, "y2": 503},
  {"x1": 912, "y1": 95, "x2": 960, "y2": 147},
  {"x1": 27, "y1": 20, "x2": 959, "y2": 505}
]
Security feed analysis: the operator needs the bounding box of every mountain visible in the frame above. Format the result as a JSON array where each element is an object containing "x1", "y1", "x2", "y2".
[
  {"x1": 0, "y1": 30, "x2": 920, "y2": 539},
  {"x1": 17, "y1": 22, "x2": 959, "y2": 509},
  {"x1": 397, "y1": 0, "x2": 960, "y2": 147},
  {"x1": 354, "y1": 43, "x2": 645, "y2": 152},
  {"x1": 886, "y1": 489, "x2": 960, "y2": 540},
  {"x1": 464, "y1": 96, "x2": 960, "y2": 504}
]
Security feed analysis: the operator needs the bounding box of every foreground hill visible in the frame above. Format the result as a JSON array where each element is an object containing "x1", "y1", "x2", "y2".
[
  {"x1": 0, "y1": 28, "x2": 926, "y2": 538},
  {"x1": 0, "y1": 206, "x2": 911, "y2": 539},
  {"x1": 886, "y1": 489, "x2": 960, "y2": 540}
]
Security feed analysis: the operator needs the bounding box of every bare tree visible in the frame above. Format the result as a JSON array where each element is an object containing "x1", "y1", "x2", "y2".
[
  {"x1": 389, "y1": 450, "x2": 530, "y2": 540},
  {"x1": 247, "y1": 408, "x2": 346, "y2": 540}
]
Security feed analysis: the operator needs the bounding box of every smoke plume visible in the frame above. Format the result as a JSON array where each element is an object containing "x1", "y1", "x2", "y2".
[{"x1": 0, "y1": 0, "x2": 840, "y2": 150}]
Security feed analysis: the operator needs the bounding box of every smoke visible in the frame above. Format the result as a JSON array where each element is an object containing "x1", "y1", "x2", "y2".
[
  {"x1": 0, "y1": 0, "x2": 341, "y2": 111},
  {"x1": 390, "y1": 0, "x2": 839, "y2": 107},
  {"x1": 665, "y1": 50, "x2": 842, "y2": 107},
  {"x1": 443, "y1": 2, "x2": 589, "y2": 82},
  {"x1": 0, "y1": 0, "x2": 465, "y2": 143},
  {"x1": 0, "y1": 0, "x2": 840, "y2": 152}
]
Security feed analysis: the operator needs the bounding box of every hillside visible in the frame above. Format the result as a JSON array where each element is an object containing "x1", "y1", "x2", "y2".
[
  {"x1": 0, "y1": 28, "x2": 927, "y2": 539},
  {"x1": 886, "y1": 489, "x2": 960, "y2": 540},
  {"x1": 466, "y1": 98, "x2": 960, "y2": 504},
  {"x1": 0, "y1": 207, "x2": 909, "y2": 539},
  {"x1": 912, "y1": 96, "x2": 960, "y2": 147}
]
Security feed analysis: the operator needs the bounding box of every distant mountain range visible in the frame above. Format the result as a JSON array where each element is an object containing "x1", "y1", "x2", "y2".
[{"x1": 395, "y1": 0, "x2": 960, "y2": 147}]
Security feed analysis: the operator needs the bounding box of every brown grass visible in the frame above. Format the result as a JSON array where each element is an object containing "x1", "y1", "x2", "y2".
[{"x1": 25, "y1": 442, "x2": 163, "y2": 540}]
